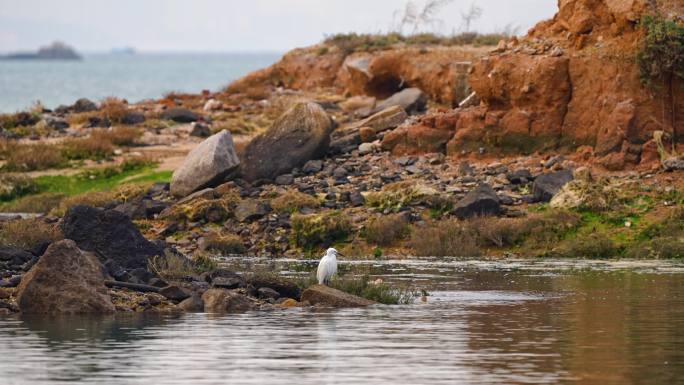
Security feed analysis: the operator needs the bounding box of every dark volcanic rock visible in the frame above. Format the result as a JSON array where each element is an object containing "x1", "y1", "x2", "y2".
[
  {"x1": 240, "y1": 102, "x2": 333, "y2": 182},
  {"x1": 61, "y1": 205, "x2": 164, "y2": 270},
  {"x1": 114, "y1": 197, "x2": 169, "y2": 220},
  {"x1": 45, "y1": 116, "x2": 69, "y2": 131},
  {"x1": 159, "y1": 285, "x2": 191, "y2": 301},
  {"x1": 329, "y1": 132, "x2": 361, "y2": 154},
  {"x1": 246, "y1": 275, "x2": 301, "y2": 300},
  {"x1": 16, "y1": 240, "x2": 115, "y2": 314},
  {"x1": 211, "y1": 276, "x2": 243, "y2": 289},
  {"x1": 349, "y1": 191, "x2": 366, "y2": 207},
  {"x1": 0, "y1": 246, "x2": 34, "y2": 267},
  {"x1": 257, "y1": 287, "x2": 280, "y2": 300},
  {"x1": 532, "y1": 170, "x2": 573, "y2": 202},
  {"x1": 120, "y1": 111, "x2": 145, "y2": 125},
  {"x1": 506, "y1": 169, "x2": 534, "y2": 184},
  {"x1": 73, "y1": 98, "x2": 98, "y2": 113},
  {"x1": 162, "y1": 108, "x2": 200, "y2": 123},
  {"x1": 453, "y1": 183, "x2": 502, "y2": 219}
]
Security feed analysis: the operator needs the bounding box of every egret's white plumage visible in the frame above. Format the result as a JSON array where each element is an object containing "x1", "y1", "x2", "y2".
[{"x1": 317, "y1": 248, "x2": 340, "y2": 285}]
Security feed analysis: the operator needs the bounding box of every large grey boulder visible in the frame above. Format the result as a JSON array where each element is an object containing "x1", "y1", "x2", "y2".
[
  {"x1": 171, "y1": 130, "x2": 240, "y2": 197},
  {"x1": 374, "y1": 88, "x2": 427, "y2": 115},
  {"x1": 240, "y1": 102, "x2": 333, "y2": 182},
  {"x1": 16, "y1": 240, "x2": 115, "y2": 314}
]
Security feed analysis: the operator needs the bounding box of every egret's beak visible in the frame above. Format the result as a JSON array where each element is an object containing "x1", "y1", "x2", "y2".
[{"x1": 336, "y1": 251, "x2": 346, "y2": 258}]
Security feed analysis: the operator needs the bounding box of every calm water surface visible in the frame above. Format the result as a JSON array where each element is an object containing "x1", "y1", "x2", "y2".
[
  {"x1": 1, "y1": 259, "x2": 684, "y2": 385},
  {"x1": 0, "y1": 53, "x2": 281, "y2": 113}
]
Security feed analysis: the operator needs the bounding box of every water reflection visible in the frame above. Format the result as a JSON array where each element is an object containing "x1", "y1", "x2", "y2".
[{"x1": 0, "y1": 260, "x2": 683, "y2": 384}]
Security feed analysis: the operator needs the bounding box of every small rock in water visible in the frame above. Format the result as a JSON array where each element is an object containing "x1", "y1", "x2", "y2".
[
  {"x1": 178, "y1": 293, "x2": 204, "y2": 312},
  {"x1": 301, "y1": 285, "x2": 375, "y2": 308},
  {"x1": 202, "y1": 289, "x2": 257, "y2": 313}
]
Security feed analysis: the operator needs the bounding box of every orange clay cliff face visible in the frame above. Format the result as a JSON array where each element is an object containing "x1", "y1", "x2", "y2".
[
  {"x1": 227, "y1": 0, "x2": 683, "y2": 171},
  {"x1": 226, "y1": 45, "x2": 489, "y2": 107},
  {"x1": 383, "y1": 0, "x2": 684, "y2": 171}
]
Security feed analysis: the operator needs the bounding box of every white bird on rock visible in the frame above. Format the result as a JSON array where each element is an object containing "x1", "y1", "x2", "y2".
[{"x1": 317, "y1": 248, "x2": 343, "y2": 285}]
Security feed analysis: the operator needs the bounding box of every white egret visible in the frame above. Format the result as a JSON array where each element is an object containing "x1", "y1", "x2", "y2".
[{"x1": 317, "y1": 248, "x2": 343, "y2": 285}]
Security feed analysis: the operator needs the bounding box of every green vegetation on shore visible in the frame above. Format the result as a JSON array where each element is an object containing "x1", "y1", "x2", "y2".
[{"x1": 0, "y1": 158, "x2": 171, "y2": 214}]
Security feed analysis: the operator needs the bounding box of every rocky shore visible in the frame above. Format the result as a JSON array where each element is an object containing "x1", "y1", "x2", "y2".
[{"x1": 1, "y1": 0, "x2": 683, "y2": 315}]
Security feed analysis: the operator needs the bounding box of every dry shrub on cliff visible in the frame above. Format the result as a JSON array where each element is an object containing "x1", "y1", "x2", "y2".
[
  {"x1": 409, "y1": 219, "x2": 481, "y2": 257},
  {"x1": 324, "y1": 31, "x2": 505, "y2": 55},
  {"x1": 1, "y1": 142, "x2": 66, "y2": 171},
  {"x1": 365, "y1": 213, "x2": 410, "y2": 246},
  {"x1": 0, "y1": 218, "x2": 62, "y2": 250},
  {"x1": 637, "y1": 15, "x2": 684, "y2": 148}
]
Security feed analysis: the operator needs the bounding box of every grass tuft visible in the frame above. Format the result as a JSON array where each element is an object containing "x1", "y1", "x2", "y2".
[
  {"x1": 0, "y1": 218, "x2": 62, "y2": 250},
  {"x1": 271, "y1": 190, "x2": 320, "y2": 213}
]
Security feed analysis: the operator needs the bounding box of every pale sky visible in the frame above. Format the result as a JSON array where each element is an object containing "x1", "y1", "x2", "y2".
[{"x1": 0, "y1": 0, "x2": 558, "y2": 53}]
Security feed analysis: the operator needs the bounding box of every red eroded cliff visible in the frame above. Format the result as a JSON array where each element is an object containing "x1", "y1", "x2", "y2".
[{"x1": 382, "y1": 0, "x2": 684, "y2": 169}]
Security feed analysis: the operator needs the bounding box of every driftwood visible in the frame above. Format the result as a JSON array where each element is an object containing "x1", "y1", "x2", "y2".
[{"x1": 105, "y1": 280, "x2": 160, "y2": 293}]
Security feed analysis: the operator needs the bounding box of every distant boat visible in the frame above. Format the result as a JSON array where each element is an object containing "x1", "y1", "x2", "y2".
[
  {"x1": 111, "y1": 47, "x2": 137, "y2": 55},
  {"x1": 1, "y1": 41, "x2": 81, "y2": 60}
]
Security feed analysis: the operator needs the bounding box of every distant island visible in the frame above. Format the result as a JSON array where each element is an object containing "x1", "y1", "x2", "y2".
[{"x1": 1, "y1": 41, "x2": 81, "y2": 60}]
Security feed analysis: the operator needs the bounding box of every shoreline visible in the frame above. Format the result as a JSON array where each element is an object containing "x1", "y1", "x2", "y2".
[{"x1": 1, "y1": 2, "x2": 684, "y2": 317}]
